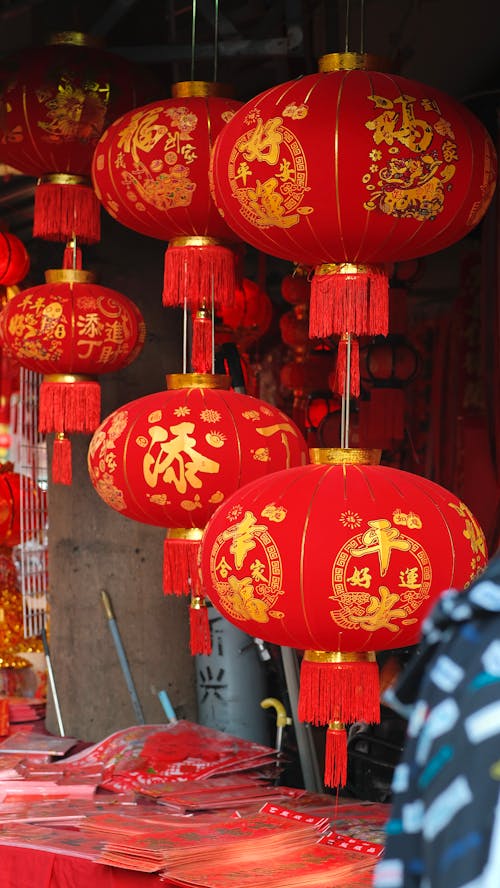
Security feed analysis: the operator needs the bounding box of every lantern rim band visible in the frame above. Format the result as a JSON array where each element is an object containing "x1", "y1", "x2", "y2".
[
  {"x1": 43, "y1": 373, "x2": 97, "y2": 384},
  {"x1": 190, "y1": 595, "x2": 205, "y2": 609},
  {"x1": 304, "y1": 650, "x2": 377, "y2": 664},
  {"x1": 38, "y1": 174, "x2": 91, "y2": 187},
  {"x1": 169, "y1": 236, "x2": 233, "y2": 249},
  {"x1": 166, "y1": 373, "x2": 232, "y2": 391},
  {"x1": 47, "y1": 31, "x2": 104, "y2": 48},
  {"x1": 165, "y1": 527, "x2": 205, "y2": 542},
  {"x1": 328, "y1": 721, "x2": 346, "y2": 731},
  {"x1": 171, "y1": 81, "x2": 233, "y2": 98},
  {"x1": 318, "y1": 52, "x2": 391, "y2": 73},
  {"x1": 315, "y1": 262, "x2": 386, "y2": 277},
  {"x1": 44, "y1": 269, "x2": 97, "y2": 284},
  {"x1": 309, "y1": 448, "x2": 382, "y2": 466}
]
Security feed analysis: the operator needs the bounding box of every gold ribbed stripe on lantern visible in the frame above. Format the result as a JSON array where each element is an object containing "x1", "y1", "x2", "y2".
[
  {"x1": 165, "y1": 528, "x2": 204, "y2": 542},
  {"x1": 172, "y1": 81, "x2": 233, "y2": 98},
  {"x1": 303, "y1": 650, "x2": 376, "y2": 665},
  {"x1": 44, "y1": 269, "x2": 96, "y2": 284},
  {"x1": 318, "y1": 52, "x2": 391, "y2": 72}
]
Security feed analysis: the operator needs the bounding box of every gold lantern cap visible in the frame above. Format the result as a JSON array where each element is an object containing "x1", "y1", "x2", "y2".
[
  {"x1": 44, "y1": 269, "x2": 97, "y2": 284},
  {"x1": 171, "y1": 81, "x2": 233, "y2": 98},
  {"x1": 309, "y1": 447, "x2": 382, "y2": 466},
  {"x1": 166, "y1": 373, "x2": 232, "y2": 391},
  {"x1": 48, "y1": 32, "x2": 105, "y2": 49},
  {"x1": 318, "y1": 52, "x2": 391, "y2": 73}
]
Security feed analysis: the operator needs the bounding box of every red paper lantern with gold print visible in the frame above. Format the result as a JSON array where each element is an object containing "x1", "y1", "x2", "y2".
[
  {"x1": 210, "y1": 53, "x2": 497, "y2": 340},
  {"x1": 200, "y1": 448, "x2": 488, "y2": 787},
  {"x1": 0, "y1": 232, "x2": 29, "y2": 286},
  {"x1": 0, "y1": 268, "x2": 146, "y2": 484},
  {"x1": 87, "y1": 372, "x2": 309, "y2": 604},
  {"x1": 0, "y1": 465, "x2": 47, "y2": 548},
  {"x1": 92, "y1": 82, "x2": 242, "y2": 309},
  {"x1": 0, "y1": 32, "x2": 157, "y2": 244}
]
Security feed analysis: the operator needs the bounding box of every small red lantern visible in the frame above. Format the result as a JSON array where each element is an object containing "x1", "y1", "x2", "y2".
[
  {"x1": 0, "y1": 232, "x2": 29, "y2": 286},
  {"x1": 0, "y1": 268, "x2": 146, "y2": 484},
  {"x1": 0, "y1": 465, "x2": 47, "y2": 548},
  {"x1": 88, "y1": 372, "x2": 309, "y2": 607},
  {"x1": 210, "y1": 53, "x2": 496, "y2": 341},
  {"x1": 92, "y1": 82, "x2": 242, "y2": 308},
  {"x1": 0, "y1": 32, "x2": 157, "y2": 244},
  {"x1": 200, "y1": 447, "x2": 487, "y2": 786},
  {"x1": 358, "y1": 336, "x2": 420, "y2": 448}
]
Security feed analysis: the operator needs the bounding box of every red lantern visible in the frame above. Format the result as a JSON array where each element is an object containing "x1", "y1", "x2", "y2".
[
  {"x1": 358, "y1": 336, "x2": 420, "y2": 448},
  {"x1": 210, "y1": 52, "x2": 497, "y2": 340},
  {"x1": 88, "y1": 372, "x2": 309, "y2": 601},
  {"x1": 0, "y1": 268, "x2": 146, "y2": 484},
  {"x1": 92, "y1": 82, "x2": 242, "y2": 308},
  {"x1": 200, "y1": 447, "x2": 488, "y2": 786},
  {"x1": 0, "y1": 32, "x2": 157, "y2": 244},
  {"x1": 0, "y1": 232, "x2": 29, "y2": 286}
]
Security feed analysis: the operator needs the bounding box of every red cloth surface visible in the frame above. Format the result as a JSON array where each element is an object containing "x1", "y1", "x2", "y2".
[{"x1": 0, "y1": 844, "x2": 171, "y2": 888}]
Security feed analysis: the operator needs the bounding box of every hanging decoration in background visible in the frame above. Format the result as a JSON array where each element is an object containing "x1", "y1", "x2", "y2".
[
  {"x1": 0, "y1": 32, "x2": 158, "y2": 244},
  {"x1": 213, "y1": 276, "x2": 273, "y2": 383},
  {"x1": 358, "y1": 335, "x2": 420, "y2": 450},
  {"x1": 279, "y1": 266, "x2": 336, "y2": 437},
  {"x1": 0, "y1": 231, "x2": 30, "y2": 288},
  {"x1": 209, "y1": 48, "x2": 497, "y2": 391},
  {"x1": 0, "y1": 255, "x2": 146, "y2": 484},
  {"x1": 87, "y1": 372, "x2": 309, "y2": 654},
  {"x1": 200, "y1": 447, "x2": 488, "y2": 788},
  {"x1": 92, "y1": 83, "x2": 243, "y2": 310}
]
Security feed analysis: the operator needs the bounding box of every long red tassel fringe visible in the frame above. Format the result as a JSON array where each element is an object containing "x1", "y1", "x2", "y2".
[
  {"x1": 310, "y1": 269, "x2": 389, "y2": 338},
  {"x1": 33, "y1": 182, "x2": 101, "y2": 245},
  {"x1": 191, "y1": 313, "x2": 213, "y2": 373},
  {"x1": 189, "y1": 597, "x2": 212, "y2": 656},
  {"x1": 332, "y1": 337, "x2": 360, "y2": 398},
  {"x1": 163, "y1": 537, "x2": 202, "y2": 596},
  {"x1": 52, "y1": 434, "x2": 72, "y2": 485},
  {"x1": 324, "y1": 724, "x2": 348, "y2": 789},
  {"x1": 298, "y1": 658, "x2": 380, "y2": 726},
  {"x1": 163, "y1": 244, "x2": 236, "y2": 309},
  {"x1": 39, "y1": 381, "x2": 101, "y2": 434}
]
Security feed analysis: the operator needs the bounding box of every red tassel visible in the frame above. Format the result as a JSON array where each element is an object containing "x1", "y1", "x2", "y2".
[
  {"x1": 298, "y1": 654, "x2": 380, "y2": 726},
  {"x1": 163, "y1": 240, "x2": 236, "y2": 309},
  {"x1": 310, "y1": 264, "x2": 388, "y2": 339},
  {"x1": 191, "y1": 310, "x2": 213, "y2": 373},
  {"x1": 163, "y1": 533, "x2": 203, "y2": 596},
  {"x1": 189, "y1": 595, "x2": 212, "y2": 656},
  {"x1": 332, "y1": 335, "x2": 360, "y2": 398},
  {"x1": 52, "y1": 433, "x2": 72, "y2": 485},
  {"x1": 324, "y1": 722, "x2": 348, "y2": 789},
  {"x1": 33, "y1": 180, "x2": 100, "y2": 245},
  {"x1": 38, "y1": 379, "x2": 101, "y2": 434},
  {"x1": 63, "y1": 243, "x2": 83, "y2": 270}
]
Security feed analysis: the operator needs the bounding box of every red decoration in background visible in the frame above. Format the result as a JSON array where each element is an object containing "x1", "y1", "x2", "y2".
[
  {"x1": 92, "y1": 82, "x2": 242, "y2": 308},
  {"x1": 358, "y1": 336, "x2": 420, "y2": 449},
  {"x1": 0, "y1": 32, "x2": 157, "y2": 243},
  {"x1": 0, "y1": 267, "x2": 146, "y2": 484},
  {"x1": 87, "y1": 372, "x2": 309, "y2": 602},
  {"x1": 210, "y1": 53, "x2": 496, "y2": 341},
  {"x1": 0, "y1": 465, "x2": 47, "y2": 548},
  {"x1": 0, "y1": 232, "x2": 29, "y2": 286},
  {"x1": 200, "y1": 449, "x2": 488, "y2": 786}
]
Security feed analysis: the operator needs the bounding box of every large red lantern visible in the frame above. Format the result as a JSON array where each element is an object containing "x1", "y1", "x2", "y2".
[
  {"x1": 0, "y1": 268, "x2": 146, "y2": 484},
  {"x1": 210, "y1": 53, "x2": 497, "y2": 340},
  {"x1": 0, "y1": 32, "x2": 157, "y2": 244},
  {"x1": 88, "y1": 372, "x2": 309, "y2": 602},
  {"x1": 0, "y1": 232, "x2": 29, "y2": 286},
  {"x1": 92, "y1": 82, "x2": 243, "y2": 308},
  {"x1": 200, "y1": 447, "x2": 487, "y2": 786}
]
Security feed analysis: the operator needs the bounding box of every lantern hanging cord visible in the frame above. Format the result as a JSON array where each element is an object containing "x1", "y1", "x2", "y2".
[
  {"x1": 211, "y1": 277, "x2": 215, "y2": 374},
  {"x1": 360, "y1": 0, "x2": 365, "y2": 54},
  {"x1": 183, "y1": 295, "x2": 188, "y2": 374},
  {"x1": 340, "y1": 333, "x2": 352, "y2": 448},
  {"x1": 344, "y1": 0, "x2": 350, "y2": 52},
  {"x1": 190, "y1": 0, "x2": 197, "y2": 82},
  {"x1": 213, "y1": 0, "x2": 219, "y2": 83}
]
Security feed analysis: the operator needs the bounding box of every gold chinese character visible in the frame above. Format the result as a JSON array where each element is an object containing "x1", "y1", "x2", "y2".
[
  {"x1": 239, "y1": 117, "x2": 283, "y2": 165},
  {"x1": 347, "y1": 566, "x2": 372, "y2": 588},
  {"x1": 77, "y1": 312, "x2": 104, "y2": 338},
  {"x1": 398, "y1": 567, "x2": 420, "y2": 589},
  {"x1": 351, "y1": 519, "x2": 411, "y2": 576},
  {"x1": 222, "y1": 511, "x2": 267, "y2": 570},
  {"x1": 143, "y1": 421, "x2": 220, "y2": 493},
  {"x1": 216, "y1": 556, "x2": 231, "y2": 579},
  {"x1": 235, "y1": 161, "x2": 252, "y2": 184},
  {"x1": 250, "y1": 559, "x2": 267, "y2": 582}
]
